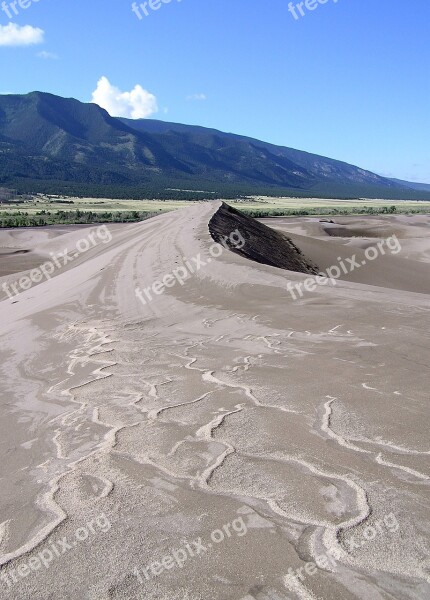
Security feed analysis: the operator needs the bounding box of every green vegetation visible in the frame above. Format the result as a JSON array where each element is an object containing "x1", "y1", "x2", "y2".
[
  {"x1": 0, "y1": 209, "x2": 160, "y2": 228},
  {"x1": 0, "y1": 197, "x2": 428, "y2": 228},
  {"x1": 6, "y1": 177, "x2": 430, "y2": 202},
  {"x1": 242, "y1": 205, "x2": 408, "y2": 218}
]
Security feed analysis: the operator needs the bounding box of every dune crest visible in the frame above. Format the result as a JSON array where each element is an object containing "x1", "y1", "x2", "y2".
[{"x1": 209, "y1": 202, "x2": 319, "y2": 274}]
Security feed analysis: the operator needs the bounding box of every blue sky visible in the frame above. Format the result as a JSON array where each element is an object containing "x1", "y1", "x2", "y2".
[{"x1": 1, "y1": 0, "x2": 429, "y2": 182}]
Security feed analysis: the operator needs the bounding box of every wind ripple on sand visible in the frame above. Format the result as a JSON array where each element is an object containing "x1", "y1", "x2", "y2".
[{"x1": 1, "y1": 202, "x2": 429, "y2": 599}]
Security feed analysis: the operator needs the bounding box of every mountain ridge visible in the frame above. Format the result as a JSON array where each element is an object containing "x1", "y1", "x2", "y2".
[
  {"x1": 389, "y1": 178, "x2": 430, "y2": 192},
  {"x1": 0, "y1": 92, "x2": 429, "y2": 200}
]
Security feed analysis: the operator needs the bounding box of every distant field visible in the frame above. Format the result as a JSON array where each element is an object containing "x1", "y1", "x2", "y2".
[
  {"x1": 228, "y1": 196, "x2": 430, "y2": 214},
  {"x1": 1, "y1": 195, "x2": 429, "y2": 226},
  {"x1": 0, "y1": 197, "x2": 200, "y2": 214}
]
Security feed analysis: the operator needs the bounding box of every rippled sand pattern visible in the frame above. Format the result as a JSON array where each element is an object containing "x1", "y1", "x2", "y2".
[{"x1": 0, "y1": 202, "x2": 429, "y2": 599}]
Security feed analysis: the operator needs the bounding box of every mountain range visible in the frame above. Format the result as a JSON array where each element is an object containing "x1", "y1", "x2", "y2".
[
  {"x1": 388, "y1": 178, "x2": 430, "y2": 193},
  {"x1": 0, "y1": 91, "x2": 429, "y2": 200}
]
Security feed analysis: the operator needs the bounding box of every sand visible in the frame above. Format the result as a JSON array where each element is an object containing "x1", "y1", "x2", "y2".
[{"x1": 0, "y1": 202, "x2": 429, "y2": 600}]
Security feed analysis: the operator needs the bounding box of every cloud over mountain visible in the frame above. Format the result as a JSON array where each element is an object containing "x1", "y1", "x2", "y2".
[{"x1": 91, "y1": 76, "x2": 158, "y2": 119}]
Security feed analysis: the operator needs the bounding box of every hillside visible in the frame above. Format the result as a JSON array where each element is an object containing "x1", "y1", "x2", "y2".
[
  {"x1": 0, "y1": 92, "x2": 429, "y2": 200},
  {"x1": 389, "y1": 178, "x2": 430, "y2": 192}
]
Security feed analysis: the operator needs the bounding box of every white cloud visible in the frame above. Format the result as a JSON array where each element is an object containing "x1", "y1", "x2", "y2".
[
  {"x1": 0, "y1": 23, "x2": 44, "y2": 47},
  {"x1": 37, "y1": 50, "x2": 58, "y2": 60},
  {"x1": 186, "y1": 93, "x2": 207, "y2": 101},
  {"x1": 91, "y1": 76, "x2": 158, "y2": 119}
]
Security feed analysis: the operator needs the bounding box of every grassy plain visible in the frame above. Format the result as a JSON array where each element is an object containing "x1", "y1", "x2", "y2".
[{"x1": 1, "y1": 195, "x2": 429, "y2": 227}]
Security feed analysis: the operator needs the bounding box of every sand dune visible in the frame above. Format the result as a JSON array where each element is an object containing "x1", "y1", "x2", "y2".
[
  {"x1": 0, "y1": 202, "x2": 429, "y2": 600},
  {"x1": 261, "y1": 214, "x2": 430, "y2": 294}
]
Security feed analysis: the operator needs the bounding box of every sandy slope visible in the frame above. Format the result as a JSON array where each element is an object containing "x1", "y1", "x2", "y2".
[
  {"x1": 0, "y1": 202, "x2": 429, "y2": 600},
  {"x1": 260, "y1": 215, "x2": 430, "y2": 294}
]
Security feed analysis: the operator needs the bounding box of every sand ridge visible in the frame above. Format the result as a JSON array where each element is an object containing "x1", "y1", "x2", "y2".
[{"x1": 0, "y1": 202, "x2": 429, "y2": 599}]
